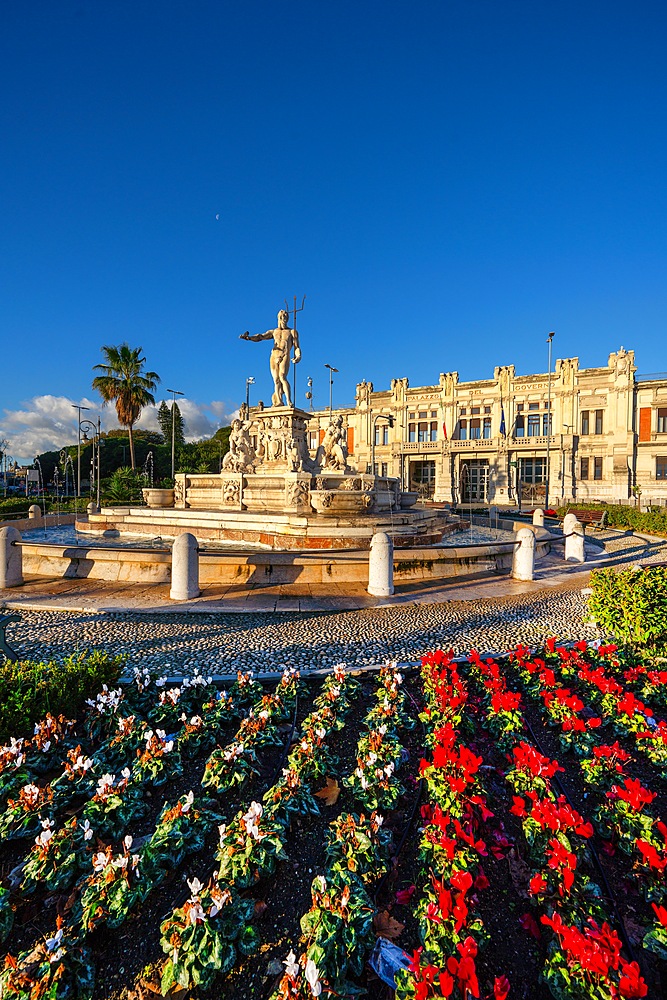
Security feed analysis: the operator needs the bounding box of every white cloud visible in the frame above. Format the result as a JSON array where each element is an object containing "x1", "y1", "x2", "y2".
[{"x1": 0, "y1": 395, "x2": 238, "y2": 464}]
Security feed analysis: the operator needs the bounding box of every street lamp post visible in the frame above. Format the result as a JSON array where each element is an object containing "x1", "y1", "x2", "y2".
[
  {"x1": 167, "y1": 389, "x2": 184, "y2": 479},
  {"x1": 545, "y1": 331, "x2": 555, "y2": 512},
  {"x1": 245, "y1": 376, "x2": 255, "y2": 412},
  {"x1": 324, "y1": 365, "x2": 338, "y2": 419},
  {"x1": 71, "y1": 403, "x2": 90, "y2": 498}
]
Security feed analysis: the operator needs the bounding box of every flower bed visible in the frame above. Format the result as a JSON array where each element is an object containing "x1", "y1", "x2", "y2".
[{"x1": 0, "y1": 647, "x2": 665, "y2": 999}]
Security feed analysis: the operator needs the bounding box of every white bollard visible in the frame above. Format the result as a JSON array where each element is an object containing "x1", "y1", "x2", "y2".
[
  {"x1": 563, "y1": 512, "x2": 578, "y2": 536},
  {"x1": 0, "y1": 527, "x2": 24, "y2": 588},
  {"x1": 87, "y1": 501, "x2": 98, "y2": 515},
  {"x1": 28, "y1": 504, "x2": 41, "y2": 520},
  {"x1": 170, "y1": 533, "x2": 200, "y2": 600},
  {"x1": 532, "y1": 508, "x2": 545, "y2": 527},
  {"x1": 565, "y1": 519, "x2": 586, "y2": 563},
  {"x1": 512, "y1": 527, "x2": 535, "y2": 581},
  {"x1": 368, "y1": 531, "x2": 394, "y2": 597}
]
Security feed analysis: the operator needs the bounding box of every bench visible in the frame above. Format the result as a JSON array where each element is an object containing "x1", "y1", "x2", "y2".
[
  {"x1": 0, "y1": 613, "x2": 20, "y2": 662},
  {"x1": 559, "y1": 509, "x2": 607, "y2": 529}
]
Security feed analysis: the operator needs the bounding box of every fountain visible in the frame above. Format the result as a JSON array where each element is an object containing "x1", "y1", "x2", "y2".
[
  {"x1": 141, "y1": 451, "x2": 154, "y2": 488},
  {"x1": 79, "y1": 309, "x2": 457, "y2": 550}
]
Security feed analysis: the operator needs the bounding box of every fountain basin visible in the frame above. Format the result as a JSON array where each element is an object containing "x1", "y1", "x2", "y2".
[{"x1": 309, "y1": 490, "x2": 375, "y2": 516}]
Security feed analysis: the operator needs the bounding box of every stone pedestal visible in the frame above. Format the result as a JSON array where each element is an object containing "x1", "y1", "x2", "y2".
[
  {"x1": 368, "y1": 531, "x2": 394, "y2": 596},
  {"x1": 170, "y1": 533, "x2": 200, "y2": 600},
  {"x1": 512, "y1": 527, "x2": 535, "y2": 581},
  {"x1": 28, "y1": 505, "x2": 41, "y2": 520},
  {"x1": 532, "y1": 509, "x2": 545, "y2": 527},
  {"x1": 0, "y1": 527, "x2": 23, "y2": 588}
]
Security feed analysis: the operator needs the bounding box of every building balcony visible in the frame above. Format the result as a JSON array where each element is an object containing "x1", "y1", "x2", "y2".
[{"x1": 401, "y1": 440, "x2": 440, "y2": 452}]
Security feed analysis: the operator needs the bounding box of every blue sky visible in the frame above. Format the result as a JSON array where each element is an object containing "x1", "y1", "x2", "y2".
[{"x1": 2, "y1": 0, "x2": 667, "y2": 460}]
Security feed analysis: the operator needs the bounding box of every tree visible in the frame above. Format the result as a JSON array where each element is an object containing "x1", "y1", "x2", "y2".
[
  {"x1": 157, "y1": 400, "x2": 185, "y2": 448},
  {"x1": 92, "y1": 344, "x2": 160, "y2": 469}
]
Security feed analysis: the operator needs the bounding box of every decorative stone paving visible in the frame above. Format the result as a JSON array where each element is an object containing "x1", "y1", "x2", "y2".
[{"x1": 8, "y1": 585, "x2": 600, "y2": 675}]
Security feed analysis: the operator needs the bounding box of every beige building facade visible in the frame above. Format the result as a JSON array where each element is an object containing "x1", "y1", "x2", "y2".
[{"x1": 306, "y1": 347, "x2": 667, "y2": 508}]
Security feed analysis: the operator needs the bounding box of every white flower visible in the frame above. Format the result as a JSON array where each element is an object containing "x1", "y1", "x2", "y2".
[
  {"x1": 187, "y1": 876, "x2": 203, "y2": 897},
  {"x1": 112, "y1": 854, "x2": 129, "y2": 870},
  {"x1": 259, "y1": 710, "x2": 269, "y2": 721},
  {"x1": 190, "y1": 716, "x2": 202, "y2": 727},
  {"x1": 305, "y1": 959, "x2": 322, "y2": 996},
  {"x1": 45, "y1": 929, "x2": 64, "y2": 953},
  {"x1": 209, "y1": 886, "x2": 231, "y2": 917},
  {"x1": 315, "y1": 727, "x2": 326, "y2": 740},
  {"x1": 81, "y1": 819, "x2": 93, "y2": 841},
  {"x1": 21, "y1": 783, "x2": 40, "y2": 805},
  {"x1": 218, "y1": 823, "x2": 227, "y2": 844},
  {"x1": 378, "y1": 724, "x2": 388, "y2": 735},
  {"x1": 163, "y1": 741, "x2": 174, "y2": 753},
  {"x1": 182, "y1": 791, "x2": 194, "y2": 813},
  {"x1": 283, "y1": 950, "x2": 299, "y2": 979},
  {"x1": 373, "y1": 813, "x2": 384, "y2": 830},
  {"x1": 96, "y1": 774, "x2": 115, "y2": 796},
  {"x1": 35, "y1": 827, "x2": 53, "y2": 848},
  {"x1": 242, "y1": 801, "x2": 263, "y2": 839},
  {"x1": 188, "y1": 901, "x2": 206, "y2": 924},
  {"x1": 384, "y1": 762, "x2": 395, "y2": 777},
  {"x1": 92, "y1": 851, "x2": 108, "y2": 872},
  {"x1": 123, "y1": 835, "x2": 133, "y2": 850},
  {"x1": 367, "y1": 752, "x2": 378, "y2": 765},
  {"x1": 121, "y1": 767, "x2": 131, "y2": 780}
]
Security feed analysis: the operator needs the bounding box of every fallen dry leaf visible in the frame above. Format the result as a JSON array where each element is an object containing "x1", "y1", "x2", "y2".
[
  {"x1": 253, "y1": 899, "x2": 268, "y2": 920},
  {"x1": 314, "y1": 777, "x2": 341, "y2": 806},
  {"x1": 373, "y1": 909, "x2": 404, "y2": 941}
]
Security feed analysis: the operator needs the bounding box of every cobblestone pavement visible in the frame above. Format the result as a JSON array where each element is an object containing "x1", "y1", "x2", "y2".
[{"x1": 8, "y1": 583, "x2": 601, "y2": 675}]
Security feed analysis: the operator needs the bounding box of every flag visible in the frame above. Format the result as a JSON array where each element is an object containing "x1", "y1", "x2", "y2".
[
  {"x1": 500, "y1": 406, "x2": 506, "y2": 437},
  {"x1": 442, "y1": 421, "x2": 448, "y2": 440}
]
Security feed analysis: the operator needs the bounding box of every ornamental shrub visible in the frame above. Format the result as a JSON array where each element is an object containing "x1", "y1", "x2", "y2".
[
  {"x1": 588, "y1": 567, "x2": 667, "y2": 653},
  {"x1": 556, "y1": 502, "x2": 667, "y2": 536},
  {"x1": 0, "y1": 650, "x2": 125, "y2": 742}
]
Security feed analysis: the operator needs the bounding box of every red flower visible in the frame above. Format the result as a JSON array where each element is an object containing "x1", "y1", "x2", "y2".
[
  {"x1": 618, "y1": 959, "x2": 648, "y2": 998},
  {"x1": 529, "y1": 873, "x2": 547, "y2": 895},
  {"x1": 396, "y1": 885, "x2": 416, "y2": 905},
  {"x1": 519, "y1": 912, "x2": 541, "y2": 939},
  {"x1": 474, "y1": 869, "x2": 489, "y2": 890},
  {"x1": 493, "y1": 975, "x2": 510, "y2": 1000},
  {"x1": 614, "y1": 777, "x2": 656, "y2": 812},
  {"x1": 652, "y1": 902, "x2": 667, "y2": 928}
]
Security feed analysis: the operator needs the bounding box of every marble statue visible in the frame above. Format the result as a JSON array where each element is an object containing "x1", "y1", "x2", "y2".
[
  {"x1": 222, "y1": 419, "x2": 255, "y2": 472},
  {"x1": 317, "y1": 415, "x2": 348, "y2": 471},
  {"x1": 240, "y1": 309, "x2": 301, "y2": 407}
]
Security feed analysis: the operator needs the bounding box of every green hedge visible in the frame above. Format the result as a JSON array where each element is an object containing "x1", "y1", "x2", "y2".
[
  {"x1": 556, "y1": 502, "x2": 667, "y2": 536},
  {"x1": 588, "y1": 566, "x2": 667, "y2": 653},
  {"x1": 0, "y1": 650, "x2": 125, "y2": 742}
]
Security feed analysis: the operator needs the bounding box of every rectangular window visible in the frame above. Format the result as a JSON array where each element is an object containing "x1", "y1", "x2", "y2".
[
  {"x1": 581, "y1": 410, "x2": 590, "y2": 435},
  {"x1": 374, "y1": 425, "x2": 381, "y2": 445},
  {"x1": 483, "y1": 417, "x2": 491, "y2": 439},
  {"x1": 460, "y1": 407, "x2": 467, "y2": 415},
  {"x1": 595, "y1": 409, "x2": 603, "y2": 435},
  {"x1": 657, "y1": 457, "x2": 667, "y2": 479},
  {"x1": 516, "y1": 403, "x2": 524, "y2": 412},
  {"x1": 580, "y1": 458, "x2": 589, "y2": 480},
  {"x1": 308, "y1": 432, "x2": 318, "y2": 450},
  {"x1": 471, "y1": 406, "x2": 480, "y2": 415},
  {"x1": 431, "y1": 410, "x2": 437, "y2": 418},
  {"x1": 515, "y1": 416, "x2": 525, "y2": 438},
  {"x1": 382, "y1": 425, "x2": 389, "y2": 445},
  {"x1": 527, "y1": 414, "x2": 541, "y2": 436},
  {"x1": 657, "y1": 408, "x2": 667, "y2": 433},
  {"x1": 543, "y1": 412, "x2": 552, "y2": 436},
  {"x1": 430, "y1": 421, "x2": 438, "y2": 442},
  {"x1": 459, "y1": 420, "x2": 468, "y2": 440},
  {"x1": 528, "y1": 402, "x2": 539, "y2": 411},
  {"x1": 418, "y1": 422, "x2": 429, "y2": 442},
  {"x1": 470, "y1": 419, "x2": 481, "y2": 439},
  {"x1": 418, "y1": 411, "x2": 427, "y2": 419},
  {"x1": 409, "y1": 412, "x2": 415, "y2": 420},
  {"x1": 594, "y1": 457, "x2": 603, "y2": 480},
  {"x1": 484, "y1": 405, "x2": 491, "y2": 414},
  {"x1": 381, "y1": 462, "x2": 388, "y2": 477},
  {"x1": 519, "y1": 457, "x2": 546, "y2": 483},
  {"x1": 408, "y1": 423, "x2": 416, "y2": 443}
]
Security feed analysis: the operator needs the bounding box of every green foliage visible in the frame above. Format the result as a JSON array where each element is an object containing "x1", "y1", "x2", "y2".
[
  {"x1": 556, "y1": 502, "x2": 667, "y2": 535},
  {"x1": 0, "y1": 651, "x2": 125, "y2": 743},
  {"x1": 157, "y1": 400, "x2": 184, "y2": 446},
  {"x1": 92, "y1": 343, "x2": 160, "y2": 469},
  {"x1": 101, "y1": 466, "x2": 146, "y2": 504},
  {"x1": 0, "y1": 497, "x2": 34, "y2": 517},
  {"x1": 588, "y1": 567, "x2": 667, "y2": 652},
  {"x1": 0, "y1": 886, "x2": 14, "y2": 943}
]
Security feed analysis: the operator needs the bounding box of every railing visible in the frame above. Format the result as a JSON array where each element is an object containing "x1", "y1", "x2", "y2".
[{"x1": 401, "y1": 441, "x2": 440, "y2": 452}]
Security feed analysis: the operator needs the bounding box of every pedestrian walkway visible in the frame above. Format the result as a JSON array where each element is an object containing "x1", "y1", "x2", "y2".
[{"x1": 2, "y1": 529, "x2": 665, "y2": 615}]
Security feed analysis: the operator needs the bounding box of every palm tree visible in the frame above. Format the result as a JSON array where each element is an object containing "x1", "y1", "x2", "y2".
[{"x1": 92, "y1": 344, "x2": 160, "y2": 469}]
